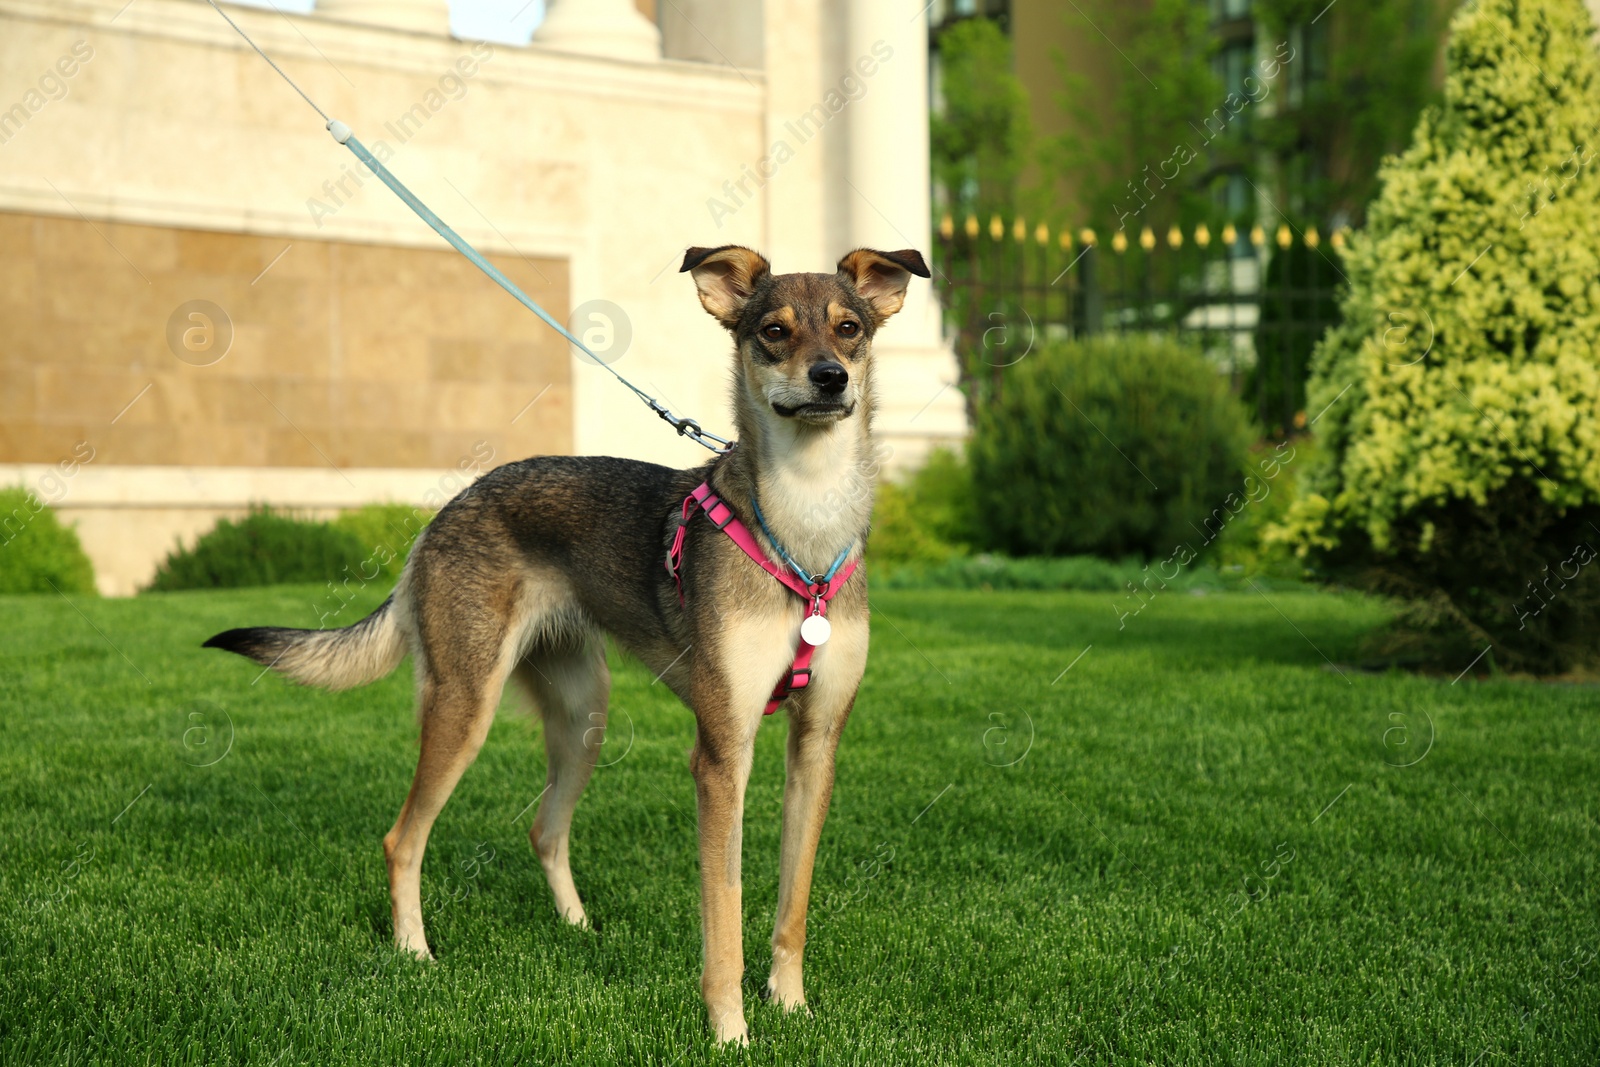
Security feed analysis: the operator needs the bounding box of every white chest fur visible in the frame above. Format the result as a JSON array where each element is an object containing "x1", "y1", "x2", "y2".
[{"x1": 754, "y1": 428, "x2": 874, "y2": 577}]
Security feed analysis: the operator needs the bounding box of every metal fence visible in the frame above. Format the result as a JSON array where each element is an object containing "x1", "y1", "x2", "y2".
[{"x1": 932, "y1": 214, "x2": 1344, "y2": 435}]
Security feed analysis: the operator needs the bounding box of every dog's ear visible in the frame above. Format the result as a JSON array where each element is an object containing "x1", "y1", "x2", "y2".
[
  {"x1": 681, "y1": 245, "x2": 771, "y2": 330},
  {"x1": 835, "y1": 248, "x2": 930, "y2": 326}
]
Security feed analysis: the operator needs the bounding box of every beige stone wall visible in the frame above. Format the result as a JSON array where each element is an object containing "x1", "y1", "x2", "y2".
[
  {"x1": 0, "y1": 0, "x2": 967, "y2": 594},
  {"x1": 0, "y1": 0, "x2": 772, "y2": 470},
  {"x1": 0, "y1": 210, "x2": 570, "y2": 469}
]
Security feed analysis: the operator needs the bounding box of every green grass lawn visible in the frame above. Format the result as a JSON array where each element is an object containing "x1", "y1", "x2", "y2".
[{"x1": 2, "y1": 583, "x2": 1596, "y2": 1064}]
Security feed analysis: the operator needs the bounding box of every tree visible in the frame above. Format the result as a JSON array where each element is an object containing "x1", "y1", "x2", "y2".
[
  {"x1": 1255, "y1": 0, "x2": 1450, "y2": 227},
  {"x1": 930, "y1": 18, "x2": 1032, "y2": 223},
  {"x1": 1046, "y1": 0, "x2": 1221, "y2": 229},
  {"x1": 1276, "y1": 0, "x2": 1600, "y2": 673},
  {"x1": 1049, "y1": 0, "x2": 1445, "y2": 231}
]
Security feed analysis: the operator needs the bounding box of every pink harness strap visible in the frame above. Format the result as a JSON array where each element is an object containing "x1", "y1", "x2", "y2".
[{"x1": 666, "y1": 481, "x2": 858, "y2": 714}]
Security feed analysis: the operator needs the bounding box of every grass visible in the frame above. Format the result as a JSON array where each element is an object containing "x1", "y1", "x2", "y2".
[
  {"x1": 1, "y1": 583, "x2": 1596, "y2": 1065},
  {"x1": 871, "y1": 552, "x2": 1308, "y2": 593}
]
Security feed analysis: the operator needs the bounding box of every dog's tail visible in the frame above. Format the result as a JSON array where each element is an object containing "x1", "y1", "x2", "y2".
[{"x1": 203, "y1": 594, "x2": 406, "y2": 691}]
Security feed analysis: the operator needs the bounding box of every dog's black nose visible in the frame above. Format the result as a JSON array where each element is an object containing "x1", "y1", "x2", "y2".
[{"x1": 809, "y1": 361, "x2": 848, "y2": 394}]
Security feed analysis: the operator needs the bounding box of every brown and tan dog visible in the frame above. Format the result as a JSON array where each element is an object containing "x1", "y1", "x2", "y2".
[{"x1": 205, "y1": 244, "x2": 930, "y2": 1043}]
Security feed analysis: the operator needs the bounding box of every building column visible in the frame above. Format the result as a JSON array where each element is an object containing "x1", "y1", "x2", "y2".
[
  {"x1": 660, "y1": 0, "x2": 762, "y2": 68},
  {"x1": 532, "y1": 0, "x2": 662, "y2": 62},
  {"x1": 316, "y1": 0, "x2": 452, "y2": 35},
  {"x1": 844, "y1": 0, "x2": 966, "y2": 464}
]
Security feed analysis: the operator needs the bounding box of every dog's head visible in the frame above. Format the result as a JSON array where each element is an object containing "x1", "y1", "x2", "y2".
[{"x1": 680, "y1": 245, "x2": 929, "y2": 429}]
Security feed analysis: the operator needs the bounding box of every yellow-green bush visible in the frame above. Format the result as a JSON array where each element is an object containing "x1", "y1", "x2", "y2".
[{"x1": 1279, "y1": 0, "x2": 1600, "y2": 671}]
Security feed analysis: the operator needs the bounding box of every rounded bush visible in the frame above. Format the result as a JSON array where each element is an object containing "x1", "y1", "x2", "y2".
[
  {"x1": 0, "y1": 487, "x2": 97, "y2": 595},
  {"x1": 968, "y1": 336, "x2": 1254, "y2": 559},
  {"x1": 147, "y1": 507, "x2": 367, "y2": 592}
]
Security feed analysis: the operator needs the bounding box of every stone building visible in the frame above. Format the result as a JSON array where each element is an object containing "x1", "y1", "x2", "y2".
[{"x1": 0, "y1": 0, "x2": 965, "y2": 593}]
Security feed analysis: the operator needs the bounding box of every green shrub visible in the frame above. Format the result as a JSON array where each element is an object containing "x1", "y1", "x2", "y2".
[
  {"x1": 0, "y1": 487, "x2": 96, "y2": 595},
  {"x1": 968, "y1": 336, "x2": 1255, "y2": 559},
  {"x1": 147, "y1": 507, "x2": 367, "y2": 592},
  {"x1": 1212, "y1": 435, "x2": 1320, "y2": 580},
  {"x1": 1278, "y1": 0, "x2": 1600, "y2": 673},
  {"x1": 332, "y1": 503, "x2": 432, "y2": 584},
  {"x1": 867, "y1": 447, "x2": 978, "y2": 570},
  {"x1": 903, "y1": 447, "x2": 978, "y2": 549},
  {"x1": 869, "y1": 479, "x2": 962, "y2": 570}
]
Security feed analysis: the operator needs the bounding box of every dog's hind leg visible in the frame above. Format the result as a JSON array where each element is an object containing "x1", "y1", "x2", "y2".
[
  {"x1": 384, "y1": 621, "x2": 520, "y2": 958},
  {"x1": 514, "y1": 636, "x2": 610, "y2": 926}
]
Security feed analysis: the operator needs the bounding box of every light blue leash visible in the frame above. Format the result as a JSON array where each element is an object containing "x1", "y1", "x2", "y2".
[{"x1": 202, "y1": 0, "x2": 733, "y2": 455}]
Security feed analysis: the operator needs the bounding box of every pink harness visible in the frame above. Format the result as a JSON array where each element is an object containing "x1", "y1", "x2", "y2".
[{"x1": 666, "y1": 481, "x2": 858, "y2": 715}]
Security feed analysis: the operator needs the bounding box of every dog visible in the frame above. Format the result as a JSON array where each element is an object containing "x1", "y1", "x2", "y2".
[{"x1": 204, "y1": 244, "x2": 931, "y2": 1044}]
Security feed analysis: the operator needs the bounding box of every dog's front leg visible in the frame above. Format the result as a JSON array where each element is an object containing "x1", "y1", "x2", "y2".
[
  {"x1": 768, "y1": 620, "x2": 867, "y2": 1012},
  {"x1": 690, "y1": 708, "x2": 761, "y2": 1045}
]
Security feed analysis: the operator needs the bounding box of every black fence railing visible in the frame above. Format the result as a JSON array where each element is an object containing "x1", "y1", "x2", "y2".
[{"x1": 933, "y1": 215, "x2": 1344, "y2": 436}]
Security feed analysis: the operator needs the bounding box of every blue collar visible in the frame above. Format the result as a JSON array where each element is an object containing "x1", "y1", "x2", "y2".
[{"x1": 749, "y1": 494, "x2": 853, "y2": 586}]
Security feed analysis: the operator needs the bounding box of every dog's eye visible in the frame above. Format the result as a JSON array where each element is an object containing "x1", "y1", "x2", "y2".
[
  {"x1": 837, "y1": 321, "x2": 860, "y2": 337},
  {"x1": 762, "y1": 324, "x2": 787, "y2": 341}
]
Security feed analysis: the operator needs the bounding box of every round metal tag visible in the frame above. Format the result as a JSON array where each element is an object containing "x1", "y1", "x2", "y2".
[{"x1": 800, "y1": 614, "x2": 831, "y2": 646}]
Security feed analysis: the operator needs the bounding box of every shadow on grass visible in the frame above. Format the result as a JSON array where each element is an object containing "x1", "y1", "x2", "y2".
[{"x1": 870, "y1": 587, "x2": 1391, "y2": 678}]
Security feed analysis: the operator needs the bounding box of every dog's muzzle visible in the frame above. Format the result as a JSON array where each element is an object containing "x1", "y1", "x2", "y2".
[
  {"x1": 771, "y1": 399, "x2": 855, "y2": 421},
  {"x1": 773, "y1": 362, "x2": 853, "y2": 421}
]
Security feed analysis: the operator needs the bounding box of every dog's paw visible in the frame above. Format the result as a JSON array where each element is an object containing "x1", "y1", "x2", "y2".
[
  {"x1": 763, "y1": 977, "x2": 809, "y2": 1015},
  {"x1": 393, "y1": 930, "x2": 434, "y2": 962},
  {"x1": 710, "y1": 1005, "x2": 750, "y2": 1046},
  {"x1": 764, "y1": 951, "x2": 808, "y2": 1014}
]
